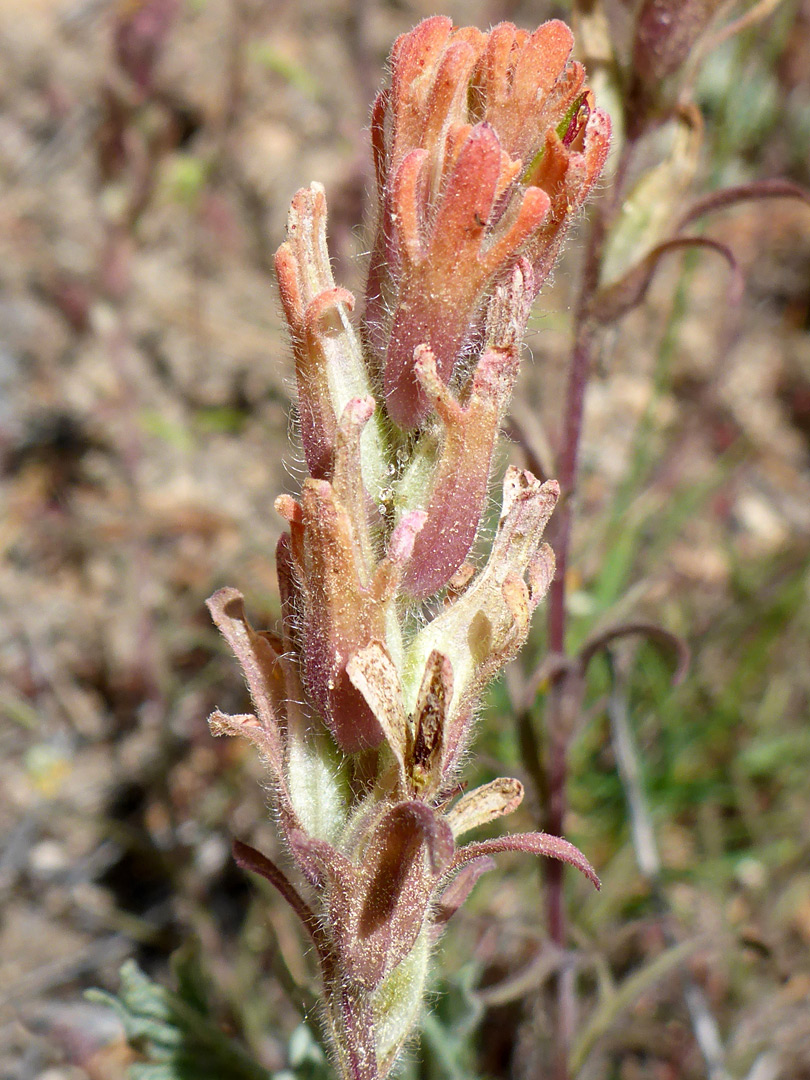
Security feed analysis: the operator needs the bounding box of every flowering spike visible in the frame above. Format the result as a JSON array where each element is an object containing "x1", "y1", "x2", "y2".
[{"x1": 208, "y1": 16, "x2": 609, "y2": 1075}]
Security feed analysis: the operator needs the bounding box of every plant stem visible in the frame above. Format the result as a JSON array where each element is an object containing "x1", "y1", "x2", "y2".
[
  {"x1": 334, "y1": 983, "x2": 379, "y2": 1080},
  {"x1": 542, "y1": 139, "x2": 633, "y2": 1079}
]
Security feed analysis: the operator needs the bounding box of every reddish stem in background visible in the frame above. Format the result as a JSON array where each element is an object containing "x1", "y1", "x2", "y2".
[{"x1": 542, "y1": 142, "x2": 632, "y2": 1080}]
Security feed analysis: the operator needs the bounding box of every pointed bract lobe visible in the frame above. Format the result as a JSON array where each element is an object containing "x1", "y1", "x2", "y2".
[
  {"x1": 454, "y1": 831, "x2": 600, "y2": 891},
  {"x1": 383, "y1": 123, "x2": 549, "y2": 429}
]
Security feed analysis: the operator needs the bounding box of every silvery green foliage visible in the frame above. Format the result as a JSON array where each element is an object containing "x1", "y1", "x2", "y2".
[{"x1": 87, "y1": 959, "x2": 270, "y2": 1080}]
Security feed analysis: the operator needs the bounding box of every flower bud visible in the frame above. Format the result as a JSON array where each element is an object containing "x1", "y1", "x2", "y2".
[{"x1": 367, "y1": 19, "x2": 611, "y2": 431}]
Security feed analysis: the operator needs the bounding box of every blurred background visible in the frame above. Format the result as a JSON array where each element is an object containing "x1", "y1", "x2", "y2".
[{"x1": 1, "y1": 1, "x2": 809, "y2": 1078}]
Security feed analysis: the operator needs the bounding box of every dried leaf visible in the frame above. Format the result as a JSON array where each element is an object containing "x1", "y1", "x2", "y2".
[
  {"x1": 445, "y1": 777, "x2": 524, "y2": 837},
  {"x1": 409, "y1": 650, "x2": 453, "y2": 793},
  {"x1": 346, "y1": 642, "x2": 409, "y2": 782},
  {"x1": 206, "y1": 589, "x2": 285, "y2": 780},
  {"x1": 357, "y1": 802, "x2": 453, "y2": 983}
]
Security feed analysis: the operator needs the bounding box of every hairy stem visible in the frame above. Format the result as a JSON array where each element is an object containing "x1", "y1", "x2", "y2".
[{"x1": 332, "y1": 982, "x2": 379, "y2": 1080}]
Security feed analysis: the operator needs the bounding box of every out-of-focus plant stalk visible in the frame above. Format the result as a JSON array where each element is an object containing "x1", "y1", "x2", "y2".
[
  {"x1": 531, "y1": 2, "x2": 810, "y2": 1075},
  {"x1": 538, "y1": 0, "x2": 710, "y2": 1054},
  {"x1": 543, "y1": 171, "x2": 622, "y2": 1080}
]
